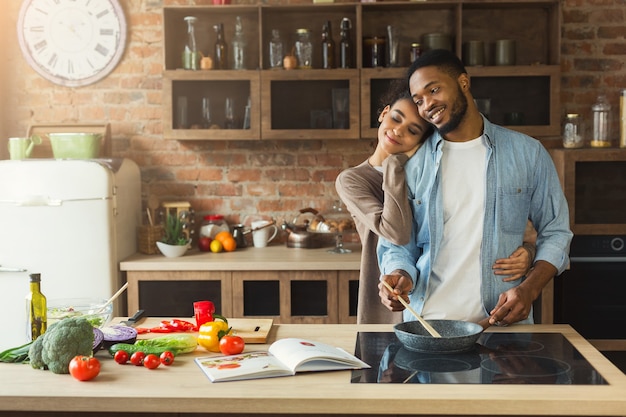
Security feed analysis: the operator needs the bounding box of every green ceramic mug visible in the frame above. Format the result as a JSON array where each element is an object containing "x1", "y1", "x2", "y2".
[{"x1": 7, "y1": 136, "x2": 41, "y2": 160}]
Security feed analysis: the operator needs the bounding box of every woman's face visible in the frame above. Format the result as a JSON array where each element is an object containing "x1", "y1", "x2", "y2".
[{"x1": 377, "y1": 98, "x2": 430, "y2": 155}]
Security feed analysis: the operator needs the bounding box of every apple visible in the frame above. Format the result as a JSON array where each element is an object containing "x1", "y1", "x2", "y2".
[{"x1": 198, "y1": 236, "x2": 212, "y2": 252}]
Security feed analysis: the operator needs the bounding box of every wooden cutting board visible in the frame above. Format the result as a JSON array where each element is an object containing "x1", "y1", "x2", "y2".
[
  {"x1": 114, "y1": 317, "x2": 274, "y2": 344},
  {"x1": 229, "y1": 318, "x2": 274, "y2": 343}
]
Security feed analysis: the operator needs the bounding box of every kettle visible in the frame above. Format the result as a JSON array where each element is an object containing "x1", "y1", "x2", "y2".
[{"x1": 281, "y1": 208, "x2": 332, "y2": 249}]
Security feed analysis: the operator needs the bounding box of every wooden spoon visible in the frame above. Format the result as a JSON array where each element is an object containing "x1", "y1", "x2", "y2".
[
  {"x1": 147, "y1": 195, "x2": 160, "y2": 226},
  {"x1": 381, "y1": 280, "x2": 441, "y2": 338}
]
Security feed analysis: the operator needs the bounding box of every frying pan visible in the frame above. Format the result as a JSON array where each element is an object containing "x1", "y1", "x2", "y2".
[{"x1": 394, "y1": 320, "x2": 484, "y2": 354}]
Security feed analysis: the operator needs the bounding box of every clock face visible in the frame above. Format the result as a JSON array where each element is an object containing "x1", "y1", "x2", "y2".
[{"x1": 17, "y1": 0, "x2": 127, "y2": 87}]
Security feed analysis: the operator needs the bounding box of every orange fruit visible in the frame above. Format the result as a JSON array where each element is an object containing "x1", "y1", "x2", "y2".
[
  {"x1": 214, "y1": 231, "x2": 232, "y2": 243},
  {"x1": 221, "y1": 236, "x2": 237, "y2": 252},
  {"x1": 209, "y1": 239, "x2": 223, "y2": 253}
]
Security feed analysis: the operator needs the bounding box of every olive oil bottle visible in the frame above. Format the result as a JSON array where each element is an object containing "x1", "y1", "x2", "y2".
[{"x1": 26, "y1": 273, "x2": 47, "y2": 341}]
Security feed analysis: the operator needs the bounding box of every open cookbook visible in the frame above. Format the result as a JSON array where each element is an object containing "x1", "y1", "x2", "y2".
[{"x1": 195, "y1": 337, "x2": 370, "y2": 383}]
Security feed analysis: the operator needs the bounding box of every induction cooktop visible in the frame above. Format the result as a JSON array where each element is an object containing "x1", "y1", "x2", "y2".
[{"x1": 351, "y1": 332, "x2": 607, "y2": 385}]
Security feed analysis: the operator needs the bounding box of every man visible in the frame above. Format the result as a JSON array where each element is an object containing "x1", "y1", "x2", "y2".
[{"x1": 377, "y1": 49, "x2": 572, "y2": 327}]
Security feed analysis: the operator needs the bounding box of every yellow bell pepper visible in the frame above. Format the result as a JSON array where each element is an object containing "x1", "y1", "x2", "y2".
[{"x1": 197, "y1": 315, "x2": 231, "y2": 352}]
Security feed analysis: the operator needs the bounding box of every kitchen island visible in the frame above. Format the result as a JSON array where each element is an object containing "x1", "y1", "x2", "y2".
[{"x1": 1, "y1": 322, "x2": 625, "y2": 417}]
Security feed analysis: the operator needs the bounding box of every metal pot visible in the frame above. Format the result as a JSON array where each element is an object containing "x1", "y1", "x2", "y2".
[
  {"x1": 281, "y1": 208, "x2": 332, "y2": 248},
  {"x1": 394, "y1": 320, "x2": 484, "y2": 354}
]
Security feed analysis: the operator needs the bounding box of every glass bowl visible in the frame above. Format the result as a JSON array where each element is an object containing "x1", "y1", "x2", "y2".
[{"x1": 47, "y1": 298, "x2": 113, "y2": 328}]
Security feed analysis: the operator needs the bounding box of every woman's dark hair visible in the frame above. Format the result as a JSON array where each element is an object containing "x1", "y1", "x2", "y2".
[
  {"x1": 407, "y1": 48, "x2": 467, "y2": 82},
  {"x1": 377, "y1": 79, "x2": 411, "y2": 119}
]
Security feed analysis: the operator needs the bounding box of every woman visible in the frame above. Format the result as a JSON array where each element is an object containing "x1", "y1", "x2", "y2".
[{"x1": 336, "y1": 81, "x2": 534, "y2": 324}]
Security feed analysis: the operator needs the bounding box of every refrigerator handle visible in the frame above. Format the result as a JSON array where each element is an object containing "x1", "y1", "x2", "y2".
[{"x1": 0, "y1": 196, "x2": 63, "y2": 206}]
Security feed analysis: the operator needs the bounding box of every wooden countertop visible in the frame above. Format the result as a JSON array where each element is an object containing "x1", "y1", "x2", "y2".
[
  {"x1": 1, "y1": 322, "x2": 626, "y2": 416},
  {"x1": 120, "y1": 243, "x2": 362, "y2": 271}
]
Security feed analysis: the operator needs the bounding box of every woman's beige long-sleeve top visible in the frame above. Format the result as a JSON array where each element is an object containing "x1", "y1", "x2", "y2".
[{"x1": 335, "y1": 154, "x2": 412, "y2": 324}]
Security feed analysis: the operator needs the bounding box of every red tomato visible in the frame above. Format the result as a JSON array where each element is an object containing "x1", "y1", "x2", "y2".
[
  {"x1": 160, "y1": 351, "x2": 175, "y2": 366},
  {"x1": 219, "y1": 335, "x2": 245, "y2": 355},
  {"x1": 198, "y1": 236, "x2": 212, "y2": 252},
  {"x1": 114, "y1": 350, "x2": 129, "y2": 364},
  {"x1": 143, "y1": 354, "x2": 160, "y2": 369},
  {"x1": 69, "y1": 356, "x2": 101, "y2": 381},
  {"x1": 130, "y1": 351, "x2": 146, "y2": 366}
]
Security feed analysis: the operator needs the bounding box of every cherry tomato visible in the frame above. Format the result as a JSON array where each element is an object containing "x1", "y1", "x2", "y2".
[
  {"x1": 160, "y1": 351, "x2": 175, "y2": 366},
  {"x1": 69, "y1": 355, "x2": 101, "y2": 381},
  {"x1": 114, "y1": 350, "x2": 129, "y2": 364},
  {"x1": 130, "y1": 351, "x2": 146, "y2": 366},
  {"x1": 143, "y1": 354, "x2": 160, "y2": 369},
  {"x1": 219, "y1": 335, "x2": 245, "y2": 355}
]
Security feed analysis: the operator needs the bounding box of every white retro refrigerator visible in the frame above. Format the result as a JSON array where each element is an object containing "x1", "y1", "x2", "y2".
[{"x1": 0, "y1": 159, "x2": 141, "y2": 351}]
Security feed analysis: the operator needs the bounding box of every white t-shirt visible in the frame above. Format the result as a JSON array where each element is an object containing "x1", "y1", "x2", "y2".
[{"x1": 421, "y1": 136, "x2": 487, "y2": 322}]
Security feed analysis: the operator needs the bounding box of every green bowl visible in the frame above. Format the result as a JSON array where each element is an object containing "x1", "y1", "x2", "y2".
[{"x1": 49, "y1": 133, "x2": 102, "y2": 159}]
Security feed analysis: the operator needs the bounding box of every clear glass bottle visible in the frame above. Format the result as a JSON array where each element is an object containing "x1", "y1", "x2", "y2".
[
  {"x1": 339, "y1": 18, "x2": 352, "y2": 69},
  {"x1": 231, "y1": 16, "x2": 246, "y2": 70},
  {"x1": 295, "y1": 28, "x2": 313, "y2": 69},
  {"x1": 269, "y1": 29, "x2": 284, "y2": 69},
  {"x1": 182, "y1": 16, "x2": 200, "y2": 70},
  {"x1": 321, "y1": 21, "x2": 335, "y2": 69},
  {"x1": 591, "y1": 94, "x2": 611, "y2": 147},
  {"x1": 562, "y1": 113, "x2": 583, "y2": 149},
  {"x1": 26, "y1": 273, "x2": 47, "y2": 342},
  {"x1": 214, "y1": 23, "x2": 228, "y2": 70}
]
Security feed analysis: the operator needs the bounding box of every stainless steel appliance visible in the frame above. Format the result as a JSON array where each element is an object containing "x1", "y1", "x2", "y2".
[
  {"x1": 351, "y1": 332, "x2": 606, "y2": 385},
  {"x1": 0, "y1": 158, "x2": 141, "y2": 351},
  {"x1": 554, "y1": 235, "x2": 626, "y2": 349}
]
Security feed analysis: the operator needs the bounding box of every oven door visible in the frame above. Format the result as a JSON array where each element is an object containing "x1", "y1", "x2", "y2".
[{"x1": 554, "y1": 235, "x2": 626, "y2": 341}]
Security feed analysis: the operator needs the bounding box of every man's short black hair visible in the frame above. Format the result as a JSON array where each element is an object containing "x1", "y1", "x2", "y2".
[{"x1": 407, "y1": 49, "x2": 468, "y2": 82}]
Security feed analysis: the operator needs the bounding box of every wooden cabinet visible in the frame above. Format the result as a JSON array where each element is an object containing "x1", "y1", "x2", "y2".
[
  {"x1": 120, "y1": 246, "x2": 361, "y2": 323},
  {"x1": 162, "y1": 0, "x2": 561, "y2": 141},
  {"x1": 125, "y1": 269, "x2": 358, "y2": 324}
]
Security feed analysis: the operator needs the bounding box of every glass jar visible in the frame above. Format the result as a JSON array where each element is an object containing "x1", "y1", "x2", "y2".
[
  {"x1": 295, "y1": 28, "x2": 313, "y2": 69},
  {"x1": 410, "y1": 42, "x2": 422, "y2": 63},
  {"x1": 200, "y1": 214, "x2": 229, "y2": 239},
  {"x1": 591, "y1": 94, "x2": 611, "y2": 147},
  {"x1": 562, "y1": 113, "x2": 583, "y2": 149},
  {"x1": 363, "y1": 36, "x2": 386, "y2": 68}
]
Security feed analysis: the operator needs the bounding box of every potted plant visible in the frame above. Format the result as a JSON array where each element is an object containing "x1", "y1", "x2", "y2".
[{"x1": 156, "y1": 213, "x2": 190, "y2": 257}]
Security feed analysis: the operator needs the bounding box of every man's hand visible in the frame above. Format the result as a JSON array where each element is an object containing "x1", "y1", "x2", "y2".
[
  {"x1": 489, "y1": 260, "x2": 557, "y2": 326},
  {"x1": 378, "y1": 271, "x2": 413, "y2": 312}
]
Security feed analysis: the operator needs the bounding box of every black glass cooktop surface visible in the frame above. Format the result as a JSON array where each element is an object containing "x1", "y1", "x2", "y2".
[{"x1": 351, "y1": 332, "x2": 607, "y2": 385}]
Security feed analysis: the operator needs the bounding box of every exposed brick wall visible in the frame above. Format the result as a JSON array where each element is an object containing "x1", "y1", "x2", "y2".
[{"x1": 1, "y1": 0, "x2": 625, "y2": 235}]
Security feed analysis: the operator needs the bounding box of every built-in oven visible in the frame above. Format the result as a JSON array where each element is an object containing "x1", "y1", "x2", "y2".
[{"x1": 554, "y1": 235, "x2": 626, "y2": 355}]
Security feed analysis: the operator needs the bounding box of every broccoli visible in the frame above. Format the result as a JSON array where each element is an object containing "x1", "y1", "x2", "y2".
[
  {"x1": 28, "y1": 336, "x2": 45, "y2": 369},
  {"x1": 29, "y1": 316, "x2": 94, "y2": 374}
]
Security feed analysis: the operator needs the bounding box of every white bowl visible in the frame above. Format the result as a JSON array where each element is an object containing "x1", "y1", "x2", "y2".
[
  {"x1": 156, "y1": 241, "x2": 189, "y2": 258},
  {"x1": 48, "y1": 298, "x2": 113, "y2": 328}
]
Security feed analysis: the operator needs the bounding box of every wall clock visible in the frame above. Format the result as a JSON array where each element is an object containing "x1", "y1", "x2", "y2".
[{"x1": 17, "y1": 0, "x2": 127, "y2": 87}]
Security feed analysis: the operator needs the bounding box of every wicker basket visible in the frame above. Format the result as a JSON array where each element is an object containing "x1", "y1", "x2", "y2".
[{"x1": 138, "y1": 225, "x2": 164, "y2": 255}]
